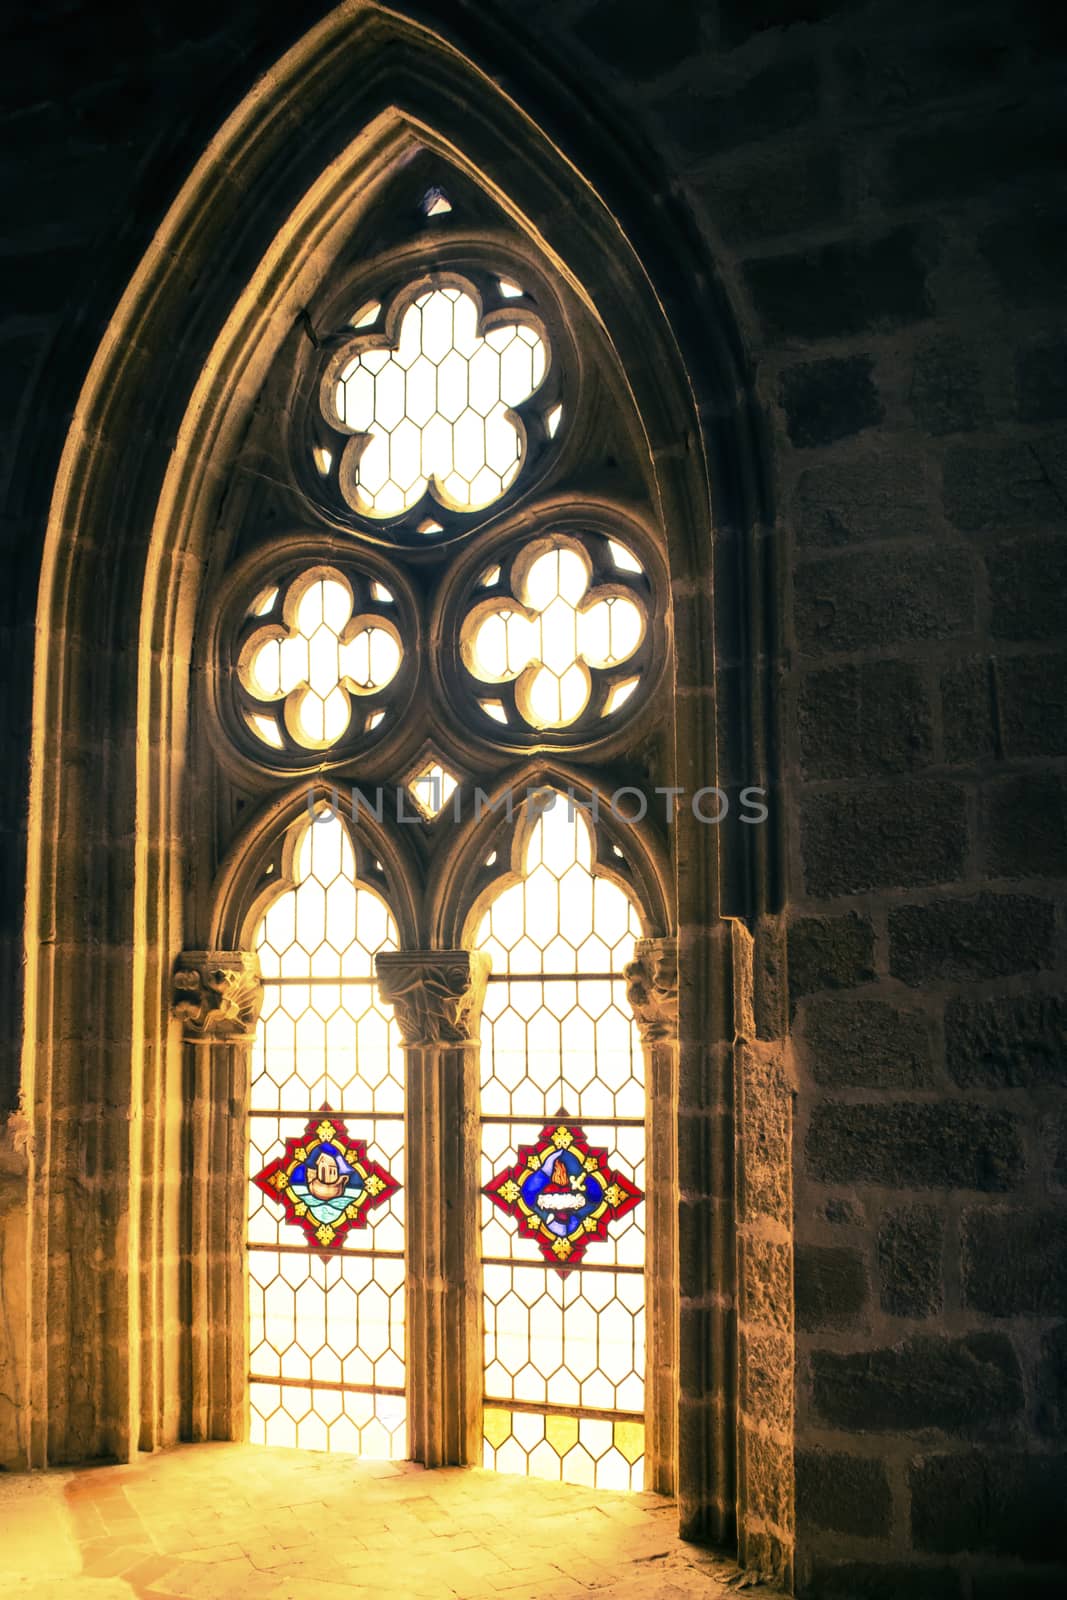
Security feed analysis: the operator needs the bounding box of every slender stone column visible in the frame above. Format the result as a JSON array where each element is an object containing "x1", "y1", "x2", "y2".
[
  {"x1": 173, "y1": 951, "x2": 263, "y2": 1442},
  {"x1": 375, "y1": 949, "x2": 491, "y2": 1468},
  {"x1": 624, "y1": 935, "x2": 679, "y2": 1497}
]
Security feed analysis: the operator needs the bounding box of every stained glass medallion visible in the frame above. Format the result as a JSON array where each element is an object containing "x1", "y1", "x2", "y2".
[
  {"x1": 484, "y1": 1121, "x2": 643, "y2": 1274},
  {"x1": 253, "y1": 1108, "x2": 400, "y2": 1251}
]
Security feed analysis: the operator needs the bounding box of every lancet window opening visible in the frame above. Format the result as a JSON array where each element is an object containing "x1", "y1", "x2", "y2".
[
  {"x1": 476, "y1": 796, "x2": 648, "y2": 1490},
  {"x1": 246, "y1": 812, "x2": 407, "y2": 1456}
]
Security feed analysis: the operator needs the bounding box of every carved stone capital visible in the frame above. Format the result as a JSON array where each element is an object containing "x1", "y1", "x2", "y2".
[
  {"x1": 376, "y1": 950, "x2": 491, "y2": 1046},
  {"x1": 173, "y1": 951, "x2": 263, "y2": 1041},
  {"x1": 624, "y1": 936, "x2": 678, "y2": 1044}
]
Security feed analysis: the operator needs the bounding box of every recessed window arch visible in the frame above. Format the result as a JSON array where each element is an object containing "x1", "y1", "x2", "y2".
[{"x1": 190, "y1": 107, "x2": 680, "y2": 1493}]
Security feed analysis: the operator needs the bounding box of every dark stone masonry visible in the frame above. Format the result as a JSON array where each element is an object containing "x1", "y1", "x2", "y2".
[{"x1": 1, "y1": 1, "x2": 1065, "y2": 1596}]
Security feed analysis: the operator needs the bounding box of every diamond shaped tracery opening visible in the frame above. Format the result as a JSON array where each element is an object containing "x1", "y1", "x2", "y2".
[
  {"x1": 405, "y1": 758, "x2": 459, "y2": 820},
  {"x1": 462, "y1": 539, "x2": 645, "y2": 729},
  {"x1": 238, "y1": 569, "x2": 401, "y2": 751},
  {"x1": 325, "y1": 281, "x2": 549, "y2": 520}
]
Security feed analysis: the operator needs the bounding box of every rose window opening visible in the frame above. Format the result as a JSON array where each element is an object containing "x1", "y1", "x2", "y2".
[
  {"x1": 237, "y1": 568, "x2": 402, "y2": 751},
  {"x1": 321, "y1": 279, "x2": 551, "y2": 521},
  {"x1": 461, "y1": 537, "x2": 647, "y2": 730}
]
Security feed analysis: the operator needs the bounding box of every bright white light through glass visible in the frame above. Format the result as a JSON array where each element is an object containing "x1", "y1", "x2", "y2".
[
  {"x1": 331, "y1": 284, "x2": 548, "y2": 520},
  {"x1": 248, "y1": 816, "x2": 407, "y2": 1459},
  {"x1": 609, "y1": 540, "x2": 642, "y2": 573},
  {"x1": 464, "y1": 541, "x2": 644, "y2": 729},
  {"x1": 406, "y1": 759, "x2": 459, "y2": 819},
  {"x1": 248, "y1": 713, "x2": 284, "y2": 749},
  {"x1": 240, "y1": 574, "x2": 401, "y2": 750},
  {"x1": 423, "y1": 188, "x2": 452, "y2": 216},
  {"x1": 476, "y1": 798, "x2": 641, "y2": 977},
  {"x1": 603, "y1": 678, "x2": 639, "y2": 717},
  {"x1": 476, "y1": 798, "x2": 645, "y2": 1490}
]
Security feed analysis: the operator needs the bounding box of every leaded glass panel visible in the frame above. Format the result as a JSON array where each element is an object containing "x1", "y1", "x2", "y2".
[
  {"x1": 247, "y1": 814, "x2": 406, "y2": 1457},
  {"x1": 476, "y1": 797, "x2": 646, "y2": 1487}
]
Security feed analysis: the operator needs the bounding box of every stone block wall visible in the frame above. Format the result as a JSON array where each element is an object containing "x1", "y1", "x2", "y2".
[{"x1": 1, "y1": 0, "x2": 1064, "y2": 1593}]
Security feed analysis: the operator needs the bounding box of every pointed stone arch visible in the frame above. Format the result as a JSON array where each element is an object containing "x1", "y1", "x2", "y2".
[{"x1": 20, "y1": 0, "x2": 785, "y2": 1577}]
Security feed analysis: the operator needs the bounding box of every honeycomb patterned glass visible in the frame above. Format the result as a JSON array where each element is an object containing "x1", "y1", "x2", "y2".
[
  {"x1": 247, "y1": 812, "x2": 406, "y2": 1457},
  {"x1": 238, "y1": 569, "x2": 401, "y2": 751},
  {"x1": 475, "y1": 795, "x2": 646, "y2": 1490},
  {"x1": 330, "y1": 283, "x2": 548, "y2": 518},
  {"x1": 464, "y1": 540, "x2": 645, "y2": 729}
]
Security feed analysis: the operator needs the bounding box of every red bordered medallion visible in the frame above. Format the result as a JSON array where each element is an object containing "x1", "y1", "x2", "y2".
[
  {"x1": 483, "y1": 1122, "x2": 643, "y2": 1276},
  {"x1": 253, "y1": 1107, "x2": 400, "y2": 1251}
]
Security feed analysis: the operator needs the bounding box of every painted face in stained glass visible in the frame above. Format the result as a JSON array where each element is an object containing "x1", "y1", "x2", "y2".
[
  {"x1": 254, "y1": 1109, "x2": 400, "y2": 1251},
  {"x1": 483, "y1": 1122, "x2": 643, "y2": 1275}
]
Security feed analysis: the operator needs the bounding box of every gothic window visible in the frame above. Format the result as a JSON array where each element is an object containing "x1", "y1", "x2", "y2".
[{"x1": 202, "y1": 152, "x2": 675, "y2": 1488}]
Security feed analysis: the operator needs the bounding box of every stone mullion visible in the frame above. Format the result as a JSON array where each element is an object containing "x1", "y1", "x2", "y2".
[
  {"x1": 376, "y1": 951, "x2": 490, "y2": 1468},
  {"x1": 174, "y1": 952, "x2": 262, "y2": 1443},
  {"x1": 625, "y1": 936, "x2": 679, "y2": 1497}
]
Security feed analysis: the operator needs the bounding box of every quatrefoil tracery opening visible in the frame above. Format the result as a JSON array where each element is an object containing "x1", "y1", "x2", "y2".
[
  {"x1": 321, "y1": 277, "x2": 550, "y2": 523},
  {"x1": 461, "y1": 537, "x2": 647, "y2": 731},
  {"x1": 237, "y1": 568, "x2": 402, "y2": 752}
]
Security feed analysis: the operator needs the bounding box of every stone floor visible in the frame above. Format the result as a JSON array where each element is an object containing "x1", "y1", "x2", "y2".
[{"x1": 0, "y1": 1443, "x2": 768, "y2": 1599}]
